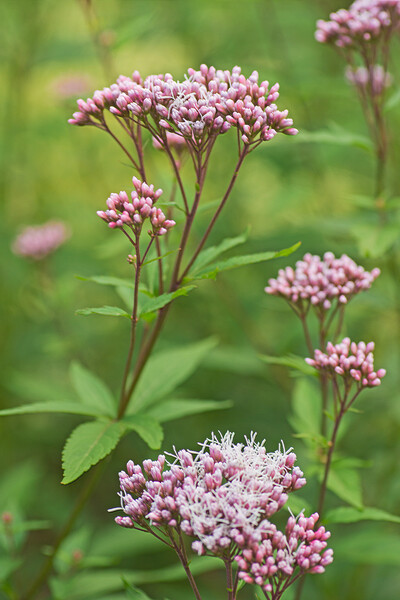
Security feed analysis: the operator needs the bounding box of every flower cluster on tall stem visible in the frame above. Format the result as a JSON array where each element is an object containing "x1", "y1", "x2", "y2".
[
  {"x1": 316, "y1": 0, "x2": 400, "y2": 200},
  {"x1": 111, "y1": 432, "x2": 333, "y2": 600},
  {"x1": 69, "y1": 64, "x2": 298, "y2": 418}
]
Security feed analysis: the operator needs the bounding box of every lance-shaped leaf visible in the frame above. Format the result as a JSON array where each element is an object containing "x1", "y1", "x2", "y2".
[
  {"x1": 0, "y1": 402, "x2": 102, "y2": 418},
  {"x1": 75, "y1": 306, "x2": 131, "y2": 318},
  {"x1": 127, "y1": 337, "x2": 217, "y2": 414},
  {"x1": 260, "y1": 353, "x2": 317, "y2": 377},
  {"x1": 139, "y1": 285, "x2": 196, "y2": 317},
  {"x1": 289, "y1": 378, "x2": 322, "y2": 443},
  {"x1": 188, "y1": 242, "x2": 301, "y2": 280},
  {"x1": 76, "y1": 275, "x2": 135, "y2": 289},
  {"x1": 62, "y1": 420, "x2": 125, "y2": 484},
  {"x1": 325, "y1": 506, "x2": 400, "y2": 525},
  {"x1": 190, "y1": 229, "x2": 249, "y2": 273},
  {"x1": 325, "y1": 465, "x2": 364, "y2": 509},
  {"x1": 122, "y1": 415, "x2": 163, "y2": 449},
  {"x1": 145, "y1": 398, "x2": 233, "y2": 423},
  {"x1": 70, "y1": 362, "x2": 116, "y2": 417}
]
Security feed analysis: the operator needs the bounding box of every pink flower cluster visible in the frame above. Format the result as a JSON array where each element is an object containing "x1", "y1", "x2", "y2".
[
  {"x1": 265, "y1": 252, "x2": 380, "y2": 311},
  {"x1": 236, "y1": 513, "x2": 333, "y2": 594},
  {"x1": 345, "y1": 64, "x2": 393, "y2": 95},
  {"x1": 152, "y1": 131, "x2": 187, "y2": 153},
  {"x1": 97, "y1": 176, "x2": 175, "y2": 236},
  {"x1": 316, "y1": 0, "x2": 400, "y2": 48},
  {"x1": 112, "y1": 433, "x2": 332, "y2": 593},
  {"x1": 306, "y1": 338, "x2": 386, "y2": 388},
  {"x1": 12, "y1": 221, "x2": 70, "y2": 260},
  {"x1": 69, "y1": 65, "x2": 297, "y2": 145}
]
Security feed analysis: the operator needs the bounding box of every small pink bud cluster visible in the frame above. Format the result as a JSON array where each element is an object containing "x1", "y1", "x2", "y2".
[
  {"x1": 306, "y1": 337, "x2": 386, "y2": 388},
  {"x1": 265, "y1": 252, "x2": 380, "y2": 311},
  {"x1": 69, "y1": 65, "x2": 297, "y2": 145},
  {"x1": 236, "y1": 513, "x2": 333, "y2": 595},
  {"x1": 345, "y1": 64, "x2": 393, "y2": 95},
  {"x1": 12, "y1": 221, "x2": 70, "y2": 260},
  {"x1": 316, "y1": 0, "x2": 400, "y2": 48},
  {"x1": 97, "y1": 176, "x2": 175, "y2": 236}
]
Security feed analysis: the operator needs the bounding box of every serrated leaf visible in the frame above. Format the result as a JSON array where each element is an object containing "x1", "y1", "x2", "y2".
[
  {"x1": 70, "y1": 362, "x2": 116, "y2": 417},
  {"x1": 128, "y1": 337, "x2": 218, "y2": 414},
  {"x1": 62, "y1": 420, "x2": 125, "y2": 484},
  {"x1": 139, "y1": 286, "x2": 196, "y2": 317},
  {"x1": 259, "y1": 354, "x2": 316, "y2": 376},
  {"x1": 189, "y1": 242, "x2": 301, "y2": 280},
  {"x1": 325, "y1": 466, "x2": 363, "y2": 509},
  {"x1": 289, "y1": 378, "x2": 322, "y2": 440},
  {"x1": 325, "y1": 506, "x2": 400, "y2": 524},
  {"x1": 0, "y1": 401, "x2": 101, "y2": 418},
  {"x1": 191, "y1": 229, "x2": 249, "y2": 273},
  {"x1": 75, "y1": 306, "x2": 131, "y2": 318},
  {"x1": 145, "y1": 398, "x2": 232, "y2": 423},
  {"x1": 122, "y1": 414, "x2": 163, "y2": 449}
]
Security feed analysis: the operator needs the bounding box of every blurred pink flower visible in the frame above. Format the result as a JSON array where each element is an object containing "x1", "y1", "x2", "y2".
[{"x1": 12, "y1": 221, "x2": 70, "y2": 260}]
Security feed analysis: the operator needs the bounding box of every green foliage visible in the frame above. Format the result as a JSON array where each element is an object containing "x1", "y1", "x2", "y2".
[
  {"x1": 325, "y1": 463, "x2": 364, "y2": 509},
  {"x1": 70, "y1": 362, "x2": 116, "y2": 417},
  {"x1": 333, "y1": 527, "x2": 400, "y2": 565},
  {"x1": 62, "y1": 420, "x2": 125, "y2": 484},
  {"x1": 139, "y1": 285, "x2": 196, "y2": 317},
  {"x1": 127, "y1": 338, "x2": 218, "y2": 414},
  {"x1": 145, "y1": 398, "x2": 233, "y2": 423},
  {"x1": 75, "y1": 306, "x2": 131, "y2": 318},
  {"x1": 186, "y1": 242, "x2": 301, "y2": 280},
  {"x1": 289, "y1": 378, "x2": 325, "y2": 446},
  {"x1": 325, "y1": 506, "x2": 400, "y2": 525},
  {"x1": 122, "y1": 414, "x2": 163, "y2": 449},
  {"x1": 259, "y1": 354, "x2": 317, "y2": 377},
  {"x1": 296, "y1": 123, "x2": 373, "y2": 152},
  {"x1": 0, "y1": 401, "x2": 101, "y2": 418},
  {"x1": 190, "y1": 228, "x2": 249, "y2": 273},
  {"x1": 49, "y1": 556, "x2": 220, "y2": 599}
]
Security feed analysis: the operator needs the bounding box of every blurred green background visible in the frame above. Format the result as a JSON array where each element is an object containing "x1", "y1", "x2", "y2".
[{"x1": 1, "y1": 0, "x2": 400, "y2": 599}]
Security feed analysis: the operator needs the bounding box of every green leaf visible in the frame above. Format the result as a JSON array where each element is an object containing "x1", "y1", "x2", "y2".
[
  {"x1": 139, "y1": 286, "x2": 196, "y2": 317},
  {"x1": 122, "y1": 580, "x2": 155, "y2": 600},
  {"x1": 145, "y1": 398, "x2": 233, "y2": 423},
  {"x1": 333, "y1": 527, "x2": 400, "y2": 565},
  {"x1": 70, "y1": 362, "x2": 116, "y2": 417},
  {"x1": 62, "y1": 420, "x2": 125, "y2": 484},
  {"x1": 116, "y1": 285, "x2": 133, "y2": 310},
  {"x1": 191, "y1": 229, "x2": 249, "y2": 273},
  {"x1": 75, "y1": 306, "x2": 131, "y2": 318},
  {"x1": 5, "y1": 520, "x2": 51, "y2": 533},
  {"x1": 325, "y1": 506, "x2": 400, "y2": 525},
  {"x1": 122, "y1": 415, "x2": 163, "y2": 449},
  {"x1": 189, "y1": 242, "x2": 301, "y2": 280},
  {"x1": 385, "y1": 88, "x2": 400, "y2": 112},
  {"x1": 0, "y1": 401, "x2": 101, "y2": 418},
  {"x1": 259, "y1": 354, "x2": 316, "y2": 377},
  {"x1": 128, "y1": 337, "x2": 218, "y2": 414},
  {"x1": 48, "y1": 557, "x2": 220, "y2": 600},
  {"x1": 0, "y1": 557, "x2": 22, "y2": 582},
  {"x1": 289, "y1": 378, "x2": 322, "y2": 440},
  {"x1": 295, "y1": 123, "x2": 373, "y2": 152},
  {"x1": 285, "y1": 494, "x2": 311, "y2": 516},
  {"x1": 351, "y1": 222, "x2": 399, "y2": 258},
  {"x1": 76, "y1": 275, "x2": 135, "y2": 289},
  {"x1": 142, "y1": 247, "x2": 179, "y2": 266},
  {"x1": 325, "y1": 465, "x2": 363, "y2": 509},
  {"x1": 202, "y1": 346, "x2": 265, "y2": 375}
]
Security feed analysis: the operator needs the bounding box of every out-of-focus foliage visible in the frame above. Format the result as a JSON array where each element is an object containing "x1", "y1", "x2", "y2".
[{"x1": 1, "y1": 0, "x2": 400, "y2": 599}]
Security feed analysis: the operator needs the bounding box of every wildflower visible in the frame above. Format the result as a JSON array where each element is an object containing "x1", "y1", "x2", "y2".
[
  {"x1": 12, "y1": 221, "x2": 70, "y2": 260},
  {"x1": 97, "y1": 176, "x2": 175, "y2": 237},
  {"x1": 69, "y1": 65, "x2": 297, "y2": 145},
  {"x1": 306, "y1": 337, "x2": 386, "y2": 388},
  {"x1": 265, "y1": 252, "x2": 380, "y2": 313},
  {"x1": 315, "y1": 0, "x2": 400, "y2": 48}
]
